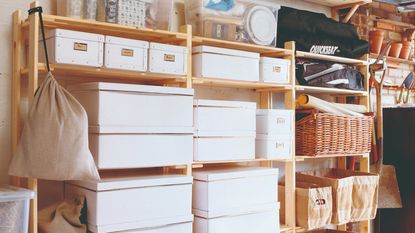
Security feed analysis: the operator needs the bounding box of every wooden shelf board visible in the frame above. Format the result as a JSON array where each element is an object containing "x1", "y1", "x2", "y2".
[
  {"x1": 297, "y1": 51, "x2": 367, "y2": 65},
  {"x1": 370, "y1": 53, "x2": 415, "y2": 65},
  {"x1": 193, "y1": 158, "x2": 290, "y2": 166},
  {"x1": 21, "y1": 63, "x2": 187, "y2": 84},
  {"x1": 370, "y1": 16, "x2": 415, "y2": 29},
  {"x1": 280, "y1": 225, "x2": 291, "y2": 232},
  {"x1": 296, "y1": 153, "x2": 370, "y2": 161},
  {"x1": 23, "y1": 15, "x2": 187, "y2": 43},
  {"x1": 296, "y1": 85, "x2": 368, "y2": 96},
  {"x1": 193, "y1": 77, "x2": 292, "y2": 90},
  {"x1": 192, "y1": 36, "x2": 293, "y2": 56},
  {"x1": 304, "y1": 0, "x2": 371, "y2": 7}
]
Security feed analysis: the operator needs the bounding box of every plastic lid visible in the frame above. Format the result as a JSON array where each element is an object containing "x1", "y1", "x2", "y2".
[
  {"x1": 0, "y1": 185, "x2": 36, "y2": 202},
  {"x1": 245, "y1": 5, "x2": 277, "y2": 46},
  {"x1": 193, "y1": 167, "x2": 278, "y2": 181}
]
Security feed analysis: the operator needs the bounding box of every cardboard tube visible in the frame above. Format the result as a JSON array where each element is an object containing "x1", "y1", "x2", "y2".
[{"x1": 297, "y1": 94, "x2": 363, "y2": 116}]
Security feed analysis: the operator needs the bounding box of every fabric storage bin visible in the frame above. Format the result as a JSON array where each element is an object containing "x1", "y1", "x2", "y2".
[
  {"x1": 89, "y1": 126, "x2": 193, "y2": 169},
  {"x1": 194, "y1": 137, "x2": 255, "y2": 161},
  {"x1": 185, "y1": 0, "x2": 280, "y2": 47},
  {"x1": 65, "y1": 175, "x2": 192, "y2": 233},
  {"x1": 117, "y1": 221, "x2": 192, "y2": 233},
  {"x1": 68, "y1": 82, "x2": 193, "y2": 130},
  {"x1": 104, "y1": 36, "x2": 149, "y2": 71},
  {"x1": 57, "y1": 0, "x2": 84, "y2": 18},
  {"x1": 259, "y1": 57, "x2": 290, "y2": 84},
  {"x1": 40, "y1": 29, "x2": 104, "y2": 67},
  {"x1": 194, "y1": 99, "x2": 256, "y2": 137},
  {"x1": 194, "y1": 203, "x2": 280, "y2": 233},
  {"x1": 297, "y1": 169, "x2": 354, "y2": 225},
  {"x1": 193, "y1": 167, "x2": 278, "y2": 215},
  {"x1": 279, "y1": 183, "x2": 332, "y2": 230},
  {"x1": 0, "y1": 186, "x2": 36, "y2": 233},
  {"x1": 255, "y1": 134, "x2": 292, "y2": 159},
  {"x1": 148, "y1": 42, "x2": 188, "y2": 75},
  {"x1": 192, "y1": 46, "x2": 260, "y2": 81},
  {"x1": 256, "y1": 109, "x2": 293, "y2": 135}
]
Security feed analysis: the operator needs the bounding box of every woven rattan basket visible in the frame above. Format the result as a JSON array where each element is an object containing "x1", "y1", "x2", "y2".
[{"x1": 296, "y1": 113, "x2": 373, "y2": 156}]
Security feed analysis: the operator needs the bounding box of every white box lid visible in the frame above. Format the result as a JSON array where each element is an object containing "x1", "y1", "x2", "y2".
[
  {"x1": 194, "y1": 99, "x2": 257, "y2": 109},
  {"x1": 68, "y1": 175, "x2": 192, "y2": 191},
  {"x1": 256, "y1": 133, "x2": 291, "y2": 140},
  {"x1": 105, "y1": 36, "x2": 149, "y2": 48},
  {"x1": 0, "y1": 185, "x2": 36, "y2": 202},
  {"x1": 192, "y1": 46, "x2": 260, "y2": 59},
  {"x1": 150, "y1": 42, "x2": 188, "y2": 53},
  {"x1": 89, "y1": 126, "x2": 194, "y2": 134},
  {"x1": 44, "y1": 29, "x2": 104, "y2": 42},
  {"x1": 193, "y1": 167, "x2": 278, "y2": 182},
  {"x1": 256, "y1": 109, "x2": 293, "y2": 116},
  {"x1": 260, "y1": 57, "x2": 290, "y2": 65},
  {"x1": 67, "y1": 82, "x2": 194, "y2": 96},
  {"x1": 193, "y1": 202, "x2": 280, "y2": 219}
]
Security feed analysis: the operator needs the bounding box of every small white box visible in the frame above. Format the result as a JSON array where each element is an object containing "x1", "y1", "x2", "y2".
[
  {"x1": 194, "y1": 137, "x2": 255, "y2": 162},
  {"x1": 68, "y1": 82, "x2": 194, "y2": 131},
  {"x1": 119, "y1": 221, "x2": 192, "y2": 233},
  {"x1": 193, "y1": 167, "x2": 278, "y2": 215},
  {"x1": 259, "y1": 57, "x2": 290, "y2": 84},
  {"x1": 256, "y1": 109, "x2": 294, "y2": 135},
  {"x1": 65, "y1": 175, "x2": 193, "y2": 233},
  {"x1": 89, "y1": 127, "x2": 193, "y2": 169},
  {"x1": 193, "y1": 46, "x2": 260, "y2": 81},
  {"x1": 194, "y1": 203, "x2": 280, "y2": 233},
  {"x1": 148, "y1": 42, "x2": 188, "y2": 75},
  {"x1": 40, "y1": 29, "x2": 104, "y2": 67},
  {"x1": 194, "y1": 99, "x2": 256, "y2": 137},
  {"x1": 256, "y1": 134, "x2": 292, "y2": 160},
  {"x1": 104, "y1": 36, "x2": 149, "y2": 71}
]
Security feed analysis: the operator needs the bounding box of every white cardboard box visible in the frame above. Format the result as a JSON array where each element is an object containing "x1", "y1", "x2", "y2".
[
  {"x1": 194, "y1": 99, "x2": 256, "y2": 137},
  {"x1": 192, "y1": 46, "x2": 259, "y2": 81},
  {"x1": 104, "y1": 36, "x2": 149, "y2": 71},
  {"x1": 256, "y1": 109, "x2": 294, "y2": 135},
  {"x1": 256, "y1": 134, "x2": 292, "y2": 160},
  {"x1": 194, "y1": 137, "x2": 255, "y2": 162},
  {"x1": 89, "y1": 126, "x2": 193, "y2": 169},
  {"x1": 259, "y1": 57, "x2": 290, "y2": 84},
  {"x1": 65, "y1": 175, "x2": 192, "y2": 233},
  {"x1": 148, "y1": 42, "x2": 188, "y2": 75},
  {"x1": 68, "y1": 82, "x2": 194, "y2": 131},
  {"x1": 194, "y1": 203, "x2": 280, "y2": 233},
  {"x1": 40, "y1": 29, "x2": 104, "y2": 67},
  {"x1": 193, "y1": 167, "x2": 278, "y2": 215}
]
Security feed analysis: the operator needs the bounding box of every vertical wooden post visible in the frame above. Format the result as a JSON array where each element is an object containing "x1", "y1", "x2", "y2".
[{"x1": 28, "y1": 2, "x2": 40, "y2": 233}]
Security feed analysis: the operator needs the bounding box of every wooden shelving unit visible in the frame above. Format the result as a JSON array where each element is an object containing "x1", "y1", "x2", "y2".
[{"x1": 369, "y1": 53, "x2": 415, "y2": 66}]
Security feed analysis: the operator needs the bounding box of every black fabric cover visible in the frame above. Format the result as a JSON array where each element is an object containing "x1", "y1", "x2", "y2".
[{"x1": 277, "y1": 7, "x2": 369, "y2": 58}]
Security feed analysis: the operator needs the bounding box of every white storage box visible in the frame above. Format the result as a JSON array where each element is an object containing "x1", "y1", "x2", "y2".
[
  {"x1": 0, "y1": 186, "x2": 36, "y2": 233},
  {"x1": 194, "y1": 137, "x2": 255, "y2": 162},
  {"x1": 255, "y1": 134, "x2": 292, "y2": 159},
  {"x1": 68, "y1": 82, "x2": 193, "y2": 131},
  {"x1": 192, "y1": 46, "x2": 259, "y2": 81},
  {"x1": 89, "y1": 127, "x2": 193, "y2": 169},
  {"x1": 104, "y1": 36, "x2": 149, "y2": 71},
  {"x1": 193, "y1": 167, "x2": 278, "y2": 215},
  {"x1": 148, "y1": 42, "x2": 188, "y2": 75},
  {"x1": 40, "y1": 29, "x2": 104, "y2": 67},
  {"x1": 65, "y1": 175, "x2": 192, "y2": 233},
  {"x1": 259, "y1": 57, "x2": 290, "y2": 84},
  {"x1": 119, "y1": 221, "x2": 192, "y2": 233},
  {"x1": 256, "y1": 109, "x2": 293, "y2": 135},
  {"x1": 194, "y1": 99, "x2": 256, "y2": 136},
  {"x1": 194, "y1": 203, "x2": 280, "y2": 233}
]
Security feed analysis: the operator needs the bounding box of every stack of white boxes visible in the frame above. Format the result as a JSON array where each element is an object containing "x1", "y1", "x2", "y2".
[
  {"x1": 66, "y1": 82, "x2": 194, "y2": 233},
  {"x1": 193, "y1": 99, "x2": 256, "y2": 162},
  {"x1": 193, "y1": 167, "x2": 280, "y2": 233}
]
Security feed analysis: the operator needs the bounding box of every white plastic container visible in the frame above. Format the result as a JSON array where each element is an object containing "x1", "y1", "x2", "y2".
[
  {"x1": 194, "y1": 137, "x2": 255, "y2": 162},
  {"x1": 104, "y1": 36, "x2": 149, "y2": 71},
  {"x1": 65, "y1": 175, "x2": 192, "y2": 233},
  {"x1": 192, "y1": 46, "x2": 259, "y2": 81},
  {"x1": 259, "y1": 57, "x2": 290, "y2": 84},
  {"x1": 256, "y1": 109, "x2": 293, "y2": 135},
  {"x1": 0, "y1": 186, "x2": 36, "y2": 233},
  {"x1": 255, "y1": 134, "x2": 292, "y2": 159},
  {"x1": 68, "y1": 82, "x2": 194, "y2": 131},
  {"x1": 194, "y1": 203, "x2": 280, "y2": 233},
  {"x1": 193, "y1": 167, "x2": 278, "y2": 215},
  {"x1": 194, "y1": 99, "x2": 256, "y2": 137},
  {"x1": 89, "y1": 127, "x2": 193, "y2": 169},
  {"x1": 40, "y1": 29, "x2": 104, "y2": 67},
  {"x1": 148, "y1": 42, "x2": 188, "y2": 75}
]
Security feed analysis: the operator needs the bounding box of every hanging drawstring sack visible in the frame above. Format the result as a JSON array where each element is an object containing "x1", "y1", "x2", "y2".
[{"x1": 8, "y1": 7, "x2": 99, "y2": 181}]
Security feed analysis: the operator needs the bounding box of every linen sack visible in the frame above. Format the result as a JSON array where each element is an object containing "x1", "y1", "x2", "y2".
[{"x1": 9, "y1": 73, "x2": 100, "y2": 181}]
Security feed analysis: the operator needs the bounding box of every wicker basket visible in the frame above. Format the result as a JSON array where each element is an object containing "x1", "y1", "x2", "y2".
[{"x1": 296, "y1": 113, "x2": 373, "y2": 156}]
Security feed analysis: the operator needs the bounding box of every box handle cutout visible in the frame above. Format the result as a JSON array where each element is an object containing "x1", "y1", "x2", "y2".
[{"x1": 74, "y1": 42, "x2": 88, "y2": 52}]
